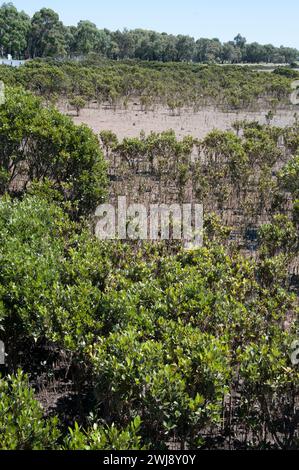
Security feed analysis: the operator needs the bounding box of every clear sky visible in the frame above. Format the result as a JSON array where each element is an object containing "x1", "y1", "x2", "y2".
[{"x1": 10, "y1": 0, "x2": 299, "y2": 49}]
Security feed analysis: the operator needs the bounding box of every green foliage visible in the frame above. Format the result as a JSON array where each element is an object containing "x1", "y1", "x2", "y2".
[
  {"x1": 258, "y1": 215, "x2": 298, "y2": 257},
  {"x1": 237, "y1": 333, "x2": 299, "y2": 449},
  {"x1": 279, "y1": 155, "x2": 299, "y2": 199},
  {"x1": 0, "y1": 76, "x2": 298, "y2": 450},
  {"x1": 28, "y1": 8, "x2": 68, "y2": 58},
  {"x1": 69, "y1": 96, "x2": 86, "y2": 116},
  {"x1": 0, "y1": 370, "x2": 146, "y2": 450},
  {"x1": 64, "y1": 417, "x2": 146, "y2": 450},
  {"x1": 0, "y1": 3, "x2": 30, "y2": 58},
  {"x1": 0, "y1": 192, "x2": 297, "y2": 447},
  {"x1": 100, "y1": 130, "x2": 119, "y2": 158},
  {"x1": 0, "y1": 3, "x2": 298, "y2": 64},
  {"x1": 89, "y1": 323, "x2": 230, "y2": 448},
  {"x1": 274, "y1": 67, "x2": 299, "y2": 79},
  {"x1": 0, "y1": 60, "x2": 293, "y2": 111},
  {"x1": 0, "y1": 195, "x2": 114, "y2": 353},
  {"x1": 0, "y1": 370, "x2": 60, "y2": 450},
  {"x1": 0, "y1": 86, "x2": 107, "y2": 215}
]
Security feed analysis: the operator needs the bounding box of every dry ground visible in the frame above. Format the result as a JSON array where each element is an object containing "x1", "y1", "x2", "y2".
[{"x1": 61, "y1": 103, "x2": 298, "y2": 140}]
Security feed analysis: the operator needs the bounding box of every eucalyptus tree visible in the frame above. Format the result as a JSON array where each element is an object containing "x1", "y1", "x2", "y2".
[
  {"x1": 28, "y1": 8, "x2": 68, "y2": 58},
  {"x1": 72, "y1": 20, "x2": 104, "y2": 56},
  {"x1": 0, "y1": 2, "x2": 30, "y2": 58}
]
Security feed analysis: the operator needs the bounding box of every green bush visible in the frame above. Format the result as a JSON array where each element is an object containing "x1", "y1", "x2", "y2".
[
  {"x1": 0, "y1": 61, "x2": 293, "y2": 111},
  {"x1": 89, "y1": 322, "x2": 231, "y2": 448},
  {"x1": 0, "y1": 86, "x2": 107, "y2": 216},
  {"x1": 64, "y1": 417, "x2": 146, "y2": 450},
  {"x1": 0, "y1": 370, "x2": 60, "y2": 450},
  {"x1": 237, "y1": 332, "x2": 299, "y2": 449},
  {"x1": 0, "y1": 195, "x2": 111, "y2": 354}
]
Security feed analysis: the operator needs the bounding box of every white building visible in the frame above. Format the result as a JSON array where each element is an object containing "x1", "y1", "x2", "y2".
[{"x1": 0, "y1": 55, "x2": 26, "y2": 67}]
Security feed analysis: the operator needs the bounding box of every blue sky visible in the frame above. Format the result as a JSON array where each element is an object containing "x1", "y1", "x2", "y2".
[{"x1": 10, "y1": 0, "x2": 299, "y2": 48}]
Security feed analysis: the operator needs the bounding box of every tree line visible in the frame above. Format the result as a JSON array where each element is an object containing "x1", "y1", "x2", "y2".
[
  {"x1": 0, "y1": 59, "x2": 295, "y2": 112},
  {"x1": 0, "y1": 3, "x2": 298, "y2": 64}
]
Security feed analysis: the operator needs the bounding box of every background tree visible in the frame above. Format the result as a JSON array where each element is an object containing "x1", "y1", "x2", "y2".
[
  {"x1": 194, "y1": 38, "x2": 222, "y2": 63},
  {"x1": 0, "y1": 4, "x2": 298, "y2": 63},
  {"x1": 73, "y1": 20, "x2": 102, "y2": 56},
  {"x1": 0, "y1": 2, "x2": 30, "y2": 58},
  {"x1": 28, "y1": 8, "x2": 68, "y2": 58},
  {"x1": 234, "y1": 33, "x2": 247, "y2": 49},
  {"x1": 221, "y1": 41, "x2": 242, "y2": 63},
  {"x1": 175, "y1": 35, "x2": 195, "y2": 61}
]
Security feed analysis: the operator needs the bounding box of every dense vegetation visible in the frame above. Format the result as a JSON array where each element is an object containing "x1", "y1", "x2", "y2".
[
  {"x1": 0, "y1": 86, "x2": 107, "y2": 216},
  {"x1": 0, "y1": 84, "x2": 298, "y2": 449},
  {"x1": 0, "y1": 59, "x2": 297, "y2": 111},
  {"x1": 0, "y1": 192, "x2": 298, "y2": 449},
  {"x1": 0, "y1": 3, "x2": 298, "y2": 64}
]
